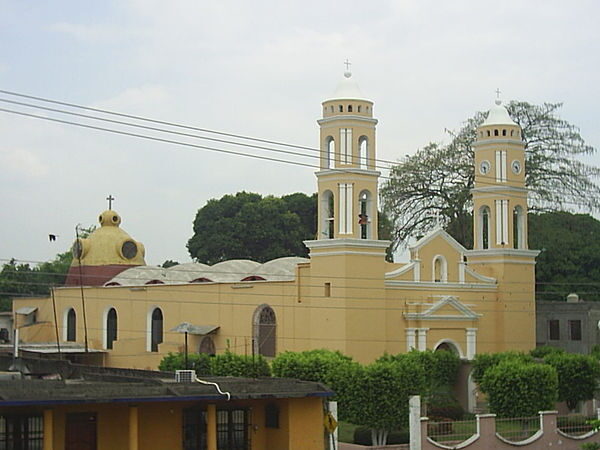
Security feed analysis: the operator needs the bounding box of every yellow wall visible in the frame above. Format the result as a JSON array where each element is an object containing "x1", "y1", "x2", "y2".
[{"x1": 1, "y1": 397, "x2": 326, "y2": 450}]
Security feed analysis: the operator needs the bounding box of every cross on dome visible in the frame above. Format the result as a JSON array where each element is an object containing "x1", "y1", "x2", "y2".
[
  {"x1": 106, "y1": 194, "x2": 115, "y2": 210},
  {"x1": 495, "y1": 88, "x2": 502, "y2": 105},
  {"x1": 344, "y1": 59, "x2": 352, "y2": 78}
]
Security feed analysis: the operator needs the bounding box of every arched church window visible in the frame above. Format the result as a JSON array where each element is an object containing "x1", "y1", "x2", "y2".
[
  {"x1": 66, "y1": 308, "x2": 76, "y2": 342},
  {"x1": 359, "y1": 136, "x2": 368, "y2": 169},
  {"x1": 253, "y1": 305, "x2": 276, "y2": 357},
  {"x1": 358, "y1": 190, "x2": 372, "y2": 239},
  {"x1": 502, "y1": 129, "x2": 507, "y2": 136},
  {"x1": 199, "y1": 336, "x2": 216, "y2": 356},
  {"x1": 487, "y1": 130, "x2": 491, "y2": 137},
  {"x1": 348, "y1": 105, "x2": 353, "y2": 112},
  {"x1": 494, "y1": 129, "x2": 499, "y2": 136},
  {"x1": 338, "y1": 105, "x2": 343, "y2": 112},
  {"x1": 106, "y1": 308, "x2": 117, "y2": 349},
  {"x1": 357, "y1": 105, "x2": 362, "y2": 113},
  {"x1": 433, "y1": 255, "x2": 447, "y2": 282},
  {"x1": 480, "y1": 206, "x2": 490, "y2": 249},
  {"x1": 321, "y1": 190, "x2": 335, "y2": 239},
  {"x1": 150, "y1": 308, "x2": 163, "y2": 352},
  {"x1": 326, "y1": 136, "x2": 335, "y2": 169},
  {"x1": 511, "y1": 130, "x2": 514, "y2": 136},
  {"x1": 513, "y1": 206, "x2": 524, "y2": 249}
]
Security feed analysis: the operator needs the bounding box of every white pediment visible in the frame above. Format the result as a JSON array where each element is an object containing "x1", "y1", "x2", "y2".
[{"x1": 404, "y1": 296, "x2": 481, "y2": 321}]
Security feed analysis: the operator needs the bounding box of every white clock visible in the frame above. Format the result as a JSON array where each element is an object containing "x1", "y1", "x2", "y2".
[
  {"x1": 479, "y1": 160, "x2": 491, "y2": 175},
  {"x1": 511, "y1": 160, "x2": 522, "y2": 174}
]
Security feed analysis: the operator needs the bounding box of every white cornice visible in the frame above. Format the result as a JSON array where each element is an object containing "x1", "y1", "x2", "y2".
[
  {"x1": 385, "y1": 262, "x2": 415, "y2": 279},
  {"x1": 317, "y1": 116, "x2": 378, "y2": 125},
  {"x1": 473, "y1": 139, "x2": 524, "y2": 148},
  {"x1": 466, "y1": 248, "x2": 540, "y2": 258},
  {"x1": 403, "y1": 296, "x2": 482, "y2": 321},
  {"x1": 386, "y1": 280, "x2": 497, "y2": 290},
  {"x1": 471, "y1": 185, "x2": 528, "y2": 193},
  {"x1": 464, "y1": 267, "x2": 496, "y2": 283},
  {"x1": 304, "y1": 238, "x2": 391, "y2": 250},
  {"x1": 316, "y1": 169, "x2": 380, "y2": 178}
]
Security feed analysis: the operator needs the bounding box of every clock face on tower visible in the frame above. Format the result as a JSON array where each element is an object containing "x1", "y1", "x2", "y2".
[
  {"x1": 511, "y1": 160, "x2": 522, "y2": 174},
  {"x1": 479, "y1": 160, "x2": 491, "y2": 175}
]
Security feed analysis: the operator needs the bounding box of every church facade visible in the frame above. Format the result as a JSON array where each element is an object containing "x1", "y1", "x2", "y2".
[{"x1": 13, "y1": 72, "x2": 539, "y2": 373}]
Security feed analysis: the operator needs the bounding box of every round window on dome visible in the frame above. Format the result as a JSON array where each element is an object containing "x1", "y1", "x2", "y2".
[
  {"x1": 121, "y1": 241, "x2": 138, "y2": 259},
  {"x1": 112, "y1": 215, "x2": 119, "y2": 223}
]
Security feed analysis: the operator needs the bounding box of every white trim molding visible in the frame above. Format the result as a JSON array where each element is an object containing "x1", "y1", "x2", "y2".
[
  {"x1": 466, "y1": 328, "x2": 477, "y2": 360},
  {"x1": 404, "y1": 296, "x2": 482, "y2": 321}
]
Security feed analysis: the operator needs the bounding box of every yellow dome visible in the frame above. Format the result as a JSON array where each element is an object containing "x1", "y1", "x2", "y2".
[{"x1": 71, "y1": 209, "x2": 146, "y2": 267}]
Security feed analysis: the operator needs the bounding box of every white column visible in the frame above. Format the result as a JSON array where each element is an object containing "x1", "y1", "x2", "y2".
[
  {"x1": 412, "y1": 259, "x2": 421, "y2": 282},
  {"x1": 466, "y1": 328, "x2": 477, "y2": 360},
  {"x1": 328, "y1": 401, "x2": 338, "y2": 450},
  {"x1": 417, "y1": 328, "x2": 428, "y2": 351},
  {"x1": 458, "y1": 257, "x2": 466, "y2": 283},
  {"x1": 409, "y1": 395, "x2": 421, "y2": 450},
  {"x1": 406, "y1": 328, "x2": 416, "y2": 351}
]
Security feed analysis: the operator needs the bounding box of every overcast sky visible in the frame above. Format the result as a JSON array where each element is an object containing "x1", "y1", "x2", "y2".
[{"x1": 1, "y1": 0, "x2": 599, "y2": 266}]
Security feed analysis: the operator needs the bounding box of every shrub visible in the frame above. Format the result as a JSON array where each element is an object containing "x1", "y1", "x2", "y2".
[
  {"x1": 158, "y1": 352, "x2": 212, "y2": 376},
  {"x1": 530, "y1": 346, "x2": 564, "y2": 358},
  {"x1": 480, "y1": 360, "x2": 557, "y2": 417},
  {"x1": 427, "y1": 388, "x2": 464, "y2": 421},
  {"x1": 211, "y1": 351, "x2": 271, "y2": 377},
  {"x1": 472, "y1": 351, "x2": 533, "y2": 384},
  {"x1": 545, "y1": 353, "x2": 600, "y2": 410}
]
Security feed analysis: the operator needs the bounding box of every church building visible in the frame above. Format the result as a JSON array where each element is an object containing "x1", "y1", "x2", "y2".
[{"x1": 12, "y1": 71, "x2": 539, "y2": 376}]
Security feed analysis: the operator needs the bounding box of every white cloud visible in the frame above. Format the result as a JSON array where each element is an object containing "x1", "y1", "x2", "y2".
[{"x1": 0, "y1": 147, "x2": 48, "y2": 178}]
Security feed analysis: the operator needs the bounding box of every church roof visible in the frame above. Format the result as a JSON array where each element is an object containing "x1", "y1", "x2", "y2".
[
  {"x1": 325, "y1": 71, "x2": 370, "y2": 102},
  {"x1": 482, "y1": 99, "x2": 517, "y2": 126},
  {"x1": 104, "y1": 256, "x2": 309, "y2": 286}
]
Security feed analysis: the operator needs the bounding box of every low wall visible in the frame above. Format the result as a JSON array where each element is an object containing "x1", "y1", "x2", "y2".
[{"x1": 420, "y1": 411, "x2": 599, "y2": 450}]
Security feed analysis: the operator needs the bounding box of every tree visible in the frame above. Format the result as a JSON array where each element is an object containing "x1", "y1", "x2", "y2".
[
  {"x1": 187, "y1": 192, "x2": 393, "y2": 264},
  {"x1": 471, "y1": 351, "x2": 534, "y2": 384},
  {"x1": 480, "y1": 360, "x2": 557, "y2": 417},
  {"x1": 529, "y1": 212, "x2": 600, "y2": 301},
  {"x1": 187, "y1": 192, "x2": 315, "y2": 264},
  {"x1": 544, "y1": 353, "x2": 600, "y2": 410},
  {"x1": 158, "y1": 352, "x2": 212, "y2": 375},
  {"x1": 381, "y1": 101, "x2": 600, "y2": 250},
  {"x1": 210, "y1": 350, "x2": 271, "y2": 377},
  {"x1": 0, "y1": 225, "x2": 95, "y2": 311},
  {"x1": 346, "y1": 360, "x2": 426, "y2": 445}
]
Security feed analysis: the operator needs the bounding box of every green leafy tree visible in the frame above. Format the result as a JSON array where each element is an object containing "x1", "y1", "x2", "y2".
[
  {"x1": 480, "y1": 360, "x2": 558, "y2": 417},
  {"x1": 158, "y1": 352, "x2": 212, "y2": 376},
  {"x1": 271, "y1": 349, "x2": 361, "y2": 422},
  {"x1": 0, "y1": 225, "x2": 95, "y2": 311},
  {"x1": 161, "y1": 260, "x2": 179, "y2": 268},
  {"x1": 187, "y1": 192, "x2": 315, "y2": 264},
  {"x1": 381, "y1": 101, "x2": 600, "y2": 250},
  {"x1": 471, "y1": 351, "x2": 534, "y2": 384},
  {"x1": 210, "y1": 351, "x2": 271, "y2": 377},
  {"x1": 529, "y1": 212, "x2": 600, "y2": 301},
  {"x1": 347, "y1": 360, "x2": 426, "y2": 446},
  {"x1": 188, "y1": 192, "x2": 393, "y2": 264},
  {"x1": 529, "y1": 346, "x2": 565, "y2": 359},
  {"x1": 544, "y1": 353, "x2": 600, "y2": 410}
]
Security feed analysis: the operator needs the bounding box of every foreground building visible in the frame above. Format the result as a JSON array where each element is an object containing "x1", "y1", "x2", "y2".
[
  {"x1": 0, "y1": 357, "x2": 331, "y2": 450},
  {"x1": 12, "y1": 71, "x2": 539, "y2": 373}
]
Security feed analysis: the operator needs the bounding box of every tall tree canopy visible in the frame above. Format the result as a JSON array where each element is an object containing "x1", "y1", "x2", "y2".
[
  {"x1": 187, "y1": 192, "x2": 317, "y2": 264},
  {"x1": 187, "y1": 192, "x2": 394, "y2": 264},
  {"x1": 381, "y1": 101, "x2": 600, "y2": 250},
  {"x1": 529, "y1": 211, "x2": 600, "y2": 301}
]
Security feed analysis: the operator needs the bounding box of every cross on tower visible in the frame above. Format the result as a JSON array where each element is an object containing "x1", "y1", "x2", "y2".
[
  {"x1": 344, "y1": 59, "x2": 352, "y2": 71},
  {"x1": 106, "y1": 195, "x2": 115, "y2": 210},
  {"x1": 495, "y1": 88, "x2": 501, "y2": 99}
]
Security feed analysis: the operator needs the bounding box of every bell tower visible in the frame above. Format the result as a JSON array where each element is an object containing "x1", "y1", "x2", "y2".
[
  {"x1": 472, "y1": 98, "x2": 528, "y2": 250},
  {"x1": 316, "y1": 68, "x2": 380, "y2": 240},
  {"x1": 466, "y1": 96, "x2": 539, "y2": 352}
]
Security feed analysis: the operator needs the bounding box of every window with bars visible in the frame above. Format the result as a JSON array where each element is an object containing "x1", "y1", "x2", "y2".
[
  {"x1": 0, "y1": 415, "x2": 44, "y2": 450},
  {"x1": 569, "y1": 320, "x2": 582, "y2": 341},
  {"x1": 217, "y1": 409, "x2": 249, "y2": 450},
  {"x1": 548, "y1": 320, "x2": 560, "y2": 340},
  {"x1": 183, "y1": 409, "x2": 207, "y2": 450}
]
